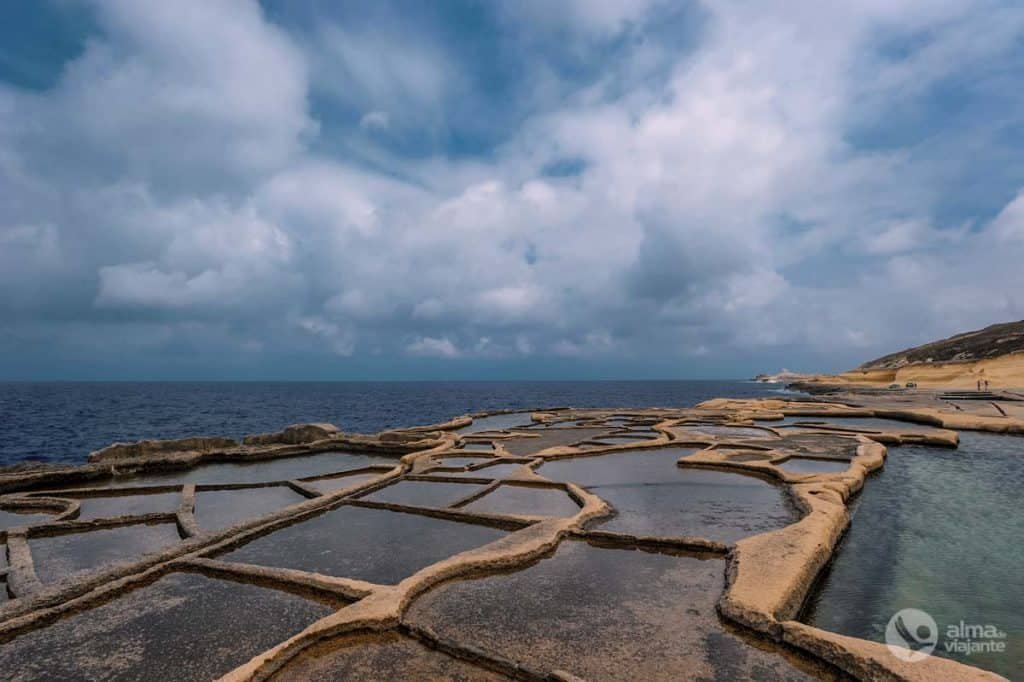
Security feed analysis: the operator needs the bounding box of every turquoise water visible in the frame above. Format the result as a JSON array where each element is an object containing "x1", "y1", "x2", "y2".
[{"x1": 804, "y1": 432, "x2": 1024, "y2": 677}]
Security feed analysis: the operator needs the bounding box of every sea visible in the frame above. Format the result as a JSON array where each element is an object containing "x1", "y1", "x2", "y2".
[{"x1": 0, "y1": 381, "x2": 790, "y2": 467}]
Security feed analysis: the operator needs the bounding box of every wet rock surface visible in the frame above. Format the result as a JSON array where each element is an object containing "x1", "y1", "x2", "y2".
[
  {"x1": 455, "y1": 413, "x2": 536, "y2": 434},
  {"x1": 0, "y1": 403, "x2": 1012, "y2": 681},
  {"x1": 271, "y1": 630, "x2": 504, "y2": 681},
  {"x1": 500, "y1": 427, "x2": 612, "y2": 456},
  {"x1": 589, "y1": 434, "x2": 659, "y2": 445},
  {"x1": 0, "y1": 509, "x2": 55, "y2": 531},
  {"x1": 539, "y1": 448, "x2": 797, "y2": 542},
  {"x1": 0, "y1": 572, "x2": 333, "y2": 681},
  {"x1": 462, "y1": 484, "x2": 580, "y2": 518},
  {"x1": 1, "y1": 544, "x2": 8, "y2": 603},
  {"x1": 680, "y1": 424, "x2": 777, "y2": 439},
  {"x1": 776, "y1": 458, "x2": 850, "y2": 474},
  {"x1": 437, "y1": 455, "x2": 495, "y2": 467},
  {"x1": 194, "y1": 487, "x2": 305, "y2": 531},
  {"x1": 405, "y1": 540, "x2": 828, "y2": 680},
  {"x1": 776, "y1": 416, "x2": 948, "y2": 434},
  {"x1": 749, "y1": 432, "x2": 861, "y2": 460},
  {"x1": 30, "y1": 522, "x2": 182, "y2": 583},
  {"x1": 219, "y1": 505, "x2": 508, "y2": 585},
  {"x1": 72, "y1": 491, "x2": 181, "y2": 521},
  {"x1": 301, "y1": 471, "x2": 381, "y2": 495},
  {"x1": 437, "y1": 462, "x2": 532, "y2": 479},
  {"x1": 364, "y1": 480, "x2": 487, "y2": 508},
  {"x1": 83, "y1": 451, "x2": 399, "y2": 488},
  {"x1": 458, "y1": 443, "x2": 496, "y2": 453}
]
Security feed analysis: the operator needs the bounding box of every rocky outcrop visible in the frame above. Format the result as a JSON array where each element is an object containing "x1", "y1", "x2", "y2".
[
  {"x1": 88, "y1": 436, "x2": 238, "y2": 463},
  {"x1": 378, "y1": 430, "x2": 442, "y2": 443},
  {"x1": 396, "y1": 415, "x2": 473, "y2": 432},
  {"x1": 242, "y1": 423, "x2": 340, "y2": 446},
  {"x1": 753, "y1": 370, "x2": 812, "y2": 383}
]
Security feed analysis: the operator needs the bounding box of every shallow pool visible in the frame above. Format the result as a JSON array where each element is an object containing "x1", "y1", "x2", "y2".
[
  {"x1": 803, "y1": 432, "x2": 1024, "y2": 677},
  {"x1": 455, "y1": 412, "x2": 535, "y2": 434},
  {"x1": 538, "y1": 448, "x2": 797, "y2": 542}
]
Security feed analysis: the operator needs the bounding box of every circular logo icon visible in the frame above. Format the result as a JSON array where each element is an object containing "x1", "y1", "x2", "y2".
[{"x1": 886, "y1": 608, "x2": 938, "y2": 662}]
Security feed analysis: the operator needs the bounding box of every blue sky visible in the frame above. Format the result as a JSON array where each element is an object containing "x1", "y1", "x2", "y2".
[{"x1": 2, "y1": 0, "x2": 1024, "y2": 380}]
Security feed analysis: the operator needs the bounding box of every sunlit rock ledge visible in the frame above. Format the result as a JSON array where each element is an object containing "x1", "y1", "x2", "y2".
[{"x1": 0, "y1": 399, "x2": 1014, "y2": 681}]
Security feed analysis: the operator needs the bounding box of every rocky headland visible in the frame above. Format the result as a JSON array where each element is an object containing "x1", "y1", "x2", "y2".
[{"x1": 783, "y1": 320, "x2": 1024, "y2": 393}]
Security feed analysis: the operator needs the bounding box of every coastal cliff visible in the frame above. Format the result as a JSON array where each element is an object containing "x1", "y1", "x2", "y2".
[{"x1": 789, "y1": 320, "x2": 1024, "y2": 390}]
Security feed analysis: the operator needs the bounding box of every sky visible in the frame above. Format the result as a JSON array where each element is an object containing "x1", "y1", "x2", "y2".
[{"x1": 2, "y1": 0, "x2": 1024, "y2": 380}]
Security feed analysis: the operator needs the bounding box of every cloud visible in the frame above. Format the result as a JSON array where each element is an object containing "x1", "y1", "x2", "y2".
[
  {"x1": 551, "y1": 331, "x2": 617, "y2": 358},
  {"x1": 406, "y1": 336, "x2": 460, "y2": 358},
  {"x1": 862, "y1": 220, "x2": 935, "y2": 254},
  {"x1": 990, "y1": 190, "x2": 1024, "y2": 242},
  {"x1": 308, "y1": 20, "x2": 458, "y2": 141},
  {"x1": 7, "y1": 0, "x2": 312, "y2": 194},
  {"x1": 359, "y1": 110, "x2": 390, "y2": 131},
  {"x1": 298, "y1": 316, "x2": 355, "y2": 356},
  {"x1": 96, "y1": 263, "x2": 211, "y2": 309},
  {"x1": 2, "y1": 0, "x2": 1024, "y2": 379}
]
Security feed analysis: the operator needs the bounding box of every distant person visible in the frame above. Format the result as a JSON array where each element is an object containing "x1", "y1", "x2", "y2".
[
  {"x1": 977, "y1": 379, "x2": 982, "y2": 391},
  {"x1": 985, "y1": 379, "x2": 990, "y2": 391}
]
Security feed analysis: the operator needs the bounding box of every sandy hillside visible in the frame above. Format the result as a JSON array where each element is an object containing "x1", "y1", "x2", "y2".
[{"x1": 813, "y1": 320, "x2": 1024, "y2": 389}]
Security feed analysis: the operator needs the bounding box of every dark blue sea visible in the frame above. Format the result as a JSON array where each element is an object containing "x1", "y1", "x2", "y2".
[{"x1": 0, "y1": 381, "x2": 788, "y2": 466}]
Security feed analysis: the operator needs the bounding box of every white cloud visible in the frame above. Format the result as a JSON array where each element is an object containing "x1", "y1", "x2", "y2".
[
  {"x1": 990, "y1": 190, "x2": 1024, "y2": 242},
  {"x1": 862, "y1": 220, "x2": 933, "y2": 254},
  {"x1": 312, "y1": 23, "x2": 456, "y2": 131},
  {"x1": 406, "y1": 336, "x2": 459, "y2": 358},
  {"x1": 360, "y1": 110, "x2": 391, "y2": 131},
  {"x1": 94, "y1": 257, "x2": 292, "y2": 312},
  {"x1": 475, "y1": 286, "x2": 543, "y2": 323},
  {"x1": 20, "y1": 0, "x2": 313, "y2": 190},
  {"x1": 297, "y1": 316, "x2": 355, "y2": 356},
  {"x1": 3, "y1": 0, "x2": 1024, "y2": 376}
]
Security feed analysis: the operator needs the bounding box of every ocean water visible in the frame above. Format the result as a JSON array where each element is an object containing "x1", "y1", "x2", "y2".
[
  {"x1": 0, "y1": 381, "x2": 784, "y2": 466},
  {"x1": 804, "y1": 432, "x2": 1024, "y2": 678}
]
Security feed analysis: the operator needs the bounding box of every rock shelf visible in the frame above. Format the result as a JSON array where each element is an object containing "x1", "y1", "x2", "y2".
[{"x1": 0, "y1": 401, "x2": 1014, "y2": 681}]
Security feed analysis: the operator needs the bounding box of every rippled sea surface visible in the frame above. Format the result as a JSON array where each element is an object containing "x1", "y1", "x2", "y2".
[
  {"x1": 804, "y1": 432, "x2": 1024, "y2": 678},
  {"x1": 0, "y1": 381, "x2": 783, "y2": 466}
]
